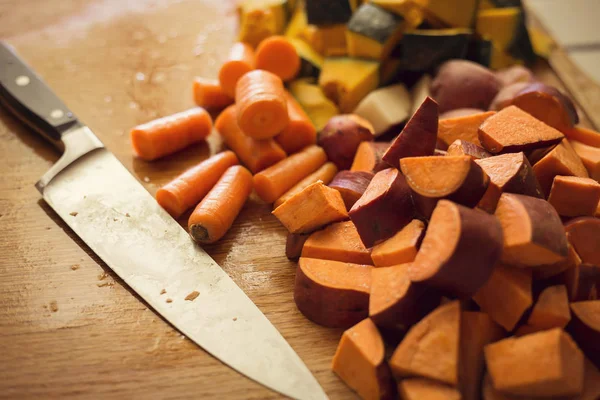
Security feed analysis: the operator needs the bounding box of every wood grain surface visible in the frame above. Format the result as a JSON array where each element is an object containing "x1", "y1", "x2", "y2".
[{"x1": 0, "y1": 1, "x2": 597, "y2": 399}]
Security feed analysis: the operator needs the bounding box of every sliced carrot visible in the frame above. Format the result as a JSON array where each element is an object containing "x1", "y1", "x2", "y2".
[
  {"x1": 274, "y1": 91, "x2": 317, "y2": 154},
  {"x1": 328, "y1": 171, "x2": 375, "y2": 211},
  {"x1": 564, "y1": 125, "x2": 600, "y2": 148},
  {"x1": 437, "y1": 111, "x2": 496, "y2": 148},
  {"x1": 253, "y1": 145, "x2": 327, "y2": 203},
  {"x1": 399, "y1": 379, "x2": 461, "y2": 400},
  {"x1": 255, "y1": 35, "x2": 301, "y2": 82},
  {"x1": 130, "y1": 108, "x2": 212, "y2": 161},
  {"x1": 527, "y1": 285, "x2": 570, "y2": 330},
  {"x1": 156, "y1": 151, "x2": 239, "y2": 219},
  {"x1": 570, "y1": 139, "x2": 600, "y2": 181},
  {"x1": 273, "y1": 162, "x2": 338, "y2": 209},
  {"x1": 302, "y1": 221, "x2": 373, "y2": 265},
  {"x1": 188, "y1": 165, "x2": 253, "y2": 244},
  {"x1": 351, "y1": 142, "x2": 390, "y2": 173},
  {"x1": 215, "y1": 105, "x2": 286, "y2": 174},
  {"x1": 532, "y1": 139, "x2": 589, "y2": 196},
  {"x1": 218, "y1": 42, "x2": 255, "y2": 98},
  {"x1": 235, "y1": 70, "x2": 289, "y2": 139},
  {"x1": 370, "y1": 219, "x2": 425, "y2": 267},
  {"x1": 548, "y1": 175, "x2": 600, "y2": 217},
  {"x1": 192, "y1": 77, "x2": 233, "y2": 111}
]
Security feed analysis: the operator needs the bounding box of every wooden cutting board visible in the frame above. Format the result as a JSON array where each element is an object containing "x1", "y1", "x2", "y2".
[{"x1": 0, "y1": 1, "x2": 596, "y2": 399}]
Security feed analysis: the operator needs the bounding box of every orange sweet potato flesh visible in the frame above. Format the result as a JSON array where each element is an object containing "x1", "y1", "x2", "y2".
[
  {"x1": 272, "y1": 181, "x2": 348, "y2": 234},
  {"x1": 484, "y1": 328, "x2": 584, "y2": 397},
  {"x1": 564, "y1": 126, "x2": 600, "y2": 148},
  {"x1": 447, "y1": 140, "x2": 491, "y2": 160},
  {"x1": 371, "y1": 219, "x2": 425, "y2": 267},
  {"x1": 285, "y1": 232, "x2": 310, "y2": 260},
  {"x1": 526, "y1": 285, "x2": 570, "y2": 331},
  {"x1": 532, "y1": 139, "x2": 589, "y2": 196},
  {"x1": 532, "y1": 242, "x2": 581, "y2": 280},
  {"x1": 495, "y1": 193, "x2": 568, "y2": 266},
  {"x1": 295, "y1": 257, "x2": 372, "y2": 328},
  {"x1": 332, "y1": 318, "x2": 396, "y2": 400},
  {"x1": 568, "y1": 301, "x2": 600, "y2": 369},
  {"x1": 351, "y1": 142, "x2": 390, "y2": 173},
  {"x1": 390, "y1": 301, "x2": 460, "y2": 385},
  {"x1": 329, "y1": 171, "x2": 375, "y2": 211},
  {"x1": 440, "y1": 108, "x2": 485, "y2": 119},
  {"x1": 437, "y1": 111, "x2": 496, "y2": 148},
  {"x1": 473, "y1": 264, "x2": 532, "y2": 331},
  {"x1": 398, "y1": 378, "x2": 461, "y2": 400},
  {"x1": 302, "y1": 221, "x2": 373, "y2": 265},
  {"x1": 410, "y1": 200, "x2": 503, "y2": 298},
  {"x1": 564, "y1": 217, "x2": 600, "y2": 266},
  {"x1": 548, "y1": 176, "x2": 600, "y2": 217},
  {"x1": 570, "y1": 140, "x2": 600, "y2": 182},
  {"x1": 369, "y1": 264, "x2": 440, "y2": 332}
]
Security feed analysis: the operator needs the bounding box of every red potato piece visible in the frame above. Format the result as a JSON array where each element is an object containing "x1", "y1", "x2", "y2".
[
  {"x1": 318, "y1": 114, "x2": 375, "y2": 170},
  {"x1": 410, "y1": 200, "x2": 503, "y2": 298},
  {"x1": 548, "y1": 176, "x2": 600, "y2": 217},
  {"x1": 495, "y1": 65, "x2": 534, "y2": 87},
  {"x1": 478, "y1": 105, "x2": 565, "y2": 154},
  {"x1": 349, "y1": 168, "x2": 415, "y2": 248},
  {"x1": 371, "y1": 219, "x2": 425, "y2": 267},
  {"x1": 447, "y1": 139, "x2": 492, "y2": 160},
  {"x1": 527, "y1": 285, "x2": 570, "y2": 330},
  {"x1": 381, "y1": 96, "x2": 438, "y2": 167},
  {"x1": 302, "y1": 221, "x2": 373, "y2": 265},
  {"x1": 484, "y1": 328, "x2": 585, "y2": 397},
  {"x1": 285, "y1": 232, "x2": 310, "y2": 260},
  {"x1": 332, "y1": 318, "x2": 396, "y2": 400},
  {"x1": 570, "y1": 139, "x2": 600, "y2": 182},
  {"x1": 398, "y1": 379, "x2": 461, "y2": 400},
  {"x1": 495, "y1": 193, "x2": 568, "y2": 267},
  {"x1": 568, "y1": 301, "x2": 600, "y2": 369},
  {"x1": 437, "y1": 111, "x2": 496, "y2": 148},
  {"x1": 328, "y1": 171, "x2": 375, "y2": 211},
  {"x1": 351, "y1": 142, "x2": 391, "y2": 173},
  {"x1": 562, "y1": 263, "x2": 600, "y2": 302},
  {"x1": 489, "y1": 81, "x2": 530, "y2": 111},
  {"x1": 295, "y1": 257, "x2": 372, "y2": 328},
  {"x1": 564, "y1": 217, "x2": 600, "y2": 265},
  {"x1": 440, "y1": 108, "x2": 485, "y2": 119},
  {"x1": 532, "y1": 139, "x2": 589, "y2": 196}
]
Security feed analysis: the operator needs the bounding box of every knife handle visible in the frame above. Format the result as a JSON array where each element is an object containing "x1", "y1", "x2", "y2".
[{"x1": 0, "y1": 41, "x2": 81, "y2": 148}]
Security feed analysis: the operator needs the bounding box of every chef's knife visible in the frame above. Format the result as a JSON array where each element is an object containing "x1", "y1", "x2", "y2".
[{"x1": 0, "y1": 41, "x2": 327, "y2": 400}]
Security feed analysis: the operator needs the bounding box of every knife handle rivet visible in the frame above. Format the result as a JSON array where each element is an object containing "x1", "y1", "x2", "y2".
[
  {"x1": 15, "y1": 75, "x2": 30, "y2": 86},
  {"x1": 50, "y1": 109, "x2": 64, "y2": 119}
]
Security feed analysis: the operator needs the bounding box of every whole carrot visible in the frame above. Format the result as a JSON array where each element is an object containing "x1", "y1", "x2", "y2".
[
  {"x1": 275, "y1": 91, "x2": 317, "y2": 154},
  {"x1": 156, "y1": 151, "x2": 239, "y2": 219},
  {"x1": 255, "y1": 36, "x2": 301, "y2": 82},
  {"x1": 130, "y1": 108, "x2": 212, "y2": 161},
  {"x1": 193, "y1": 77, "x2": 233, "y2": 111},
  {"x1": 235, "y1": 70, "x2": 289, "y2": 139},
  {"x1": 188, "y1": 165, "x2": 253, "y2": 244},
  {"x1": 218, "y1": 42, "x2": 256, "y2": 98}
]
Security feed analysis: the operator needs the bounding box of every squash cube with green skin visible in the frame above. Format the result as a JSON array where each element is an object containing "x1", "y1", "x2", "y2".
[
  {"x1": 400, "y1": 29, "x2": 472, "y2": 71},
  {"x1": 289, "y1": 79, "x2": 339, "y2": 131},
  {"x1": 370, "y1": 0, "x2": 426, "y2": 28},
  {"x1": 288, "y1": 38, "x2": 323, "y2": 79}
]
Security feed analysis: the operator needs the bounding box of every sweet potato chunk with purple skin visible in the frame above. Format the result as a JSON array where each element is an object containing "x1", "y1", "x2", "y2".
[
  {"x1": 332, "y1": 318, "x2": 397, "y2": 400},
  {"x1": 447, "y1": 139, "x2": 492, "y2": 160},
  {"x1": 390, "y1": 301, "x2": 461, "y2": 385},
  {"x1": 349, "y1": 168, "x2": 415, "y2": 248},
  {"x1": 570, "y1": 139, "x2": 600, "y2": 182},
  {"x1": 532, "y1": 242, "x2": 581, "y2": 280},
  {"x1": 329, "y1": 171, "x2": 374, "y2": 211},
  {"x1": 381, "y1": 97, "x2": 438, "y2": 167},
  {"x1": 371, "y1": 219, "x2": 425, "y2": 267},
  {"x1": 398, "y1": 379, "x2": 461, "y2": 400},
  {"x1": 495, "y1": 65, "x2": 534, "y2": 87},
  {"x1": 440, "y1": 108, "x2": 485, "y2": 119},
  {"x1": 563, "y1": 263, "x2": 600, "y2": 302},
  {"x1": 564, "y1": 217, "x2": 600, "y2": 266},
  {"x1": 478, "y1": 105, "x2": 565, "y2": 154},
  {"x1": 484, "y1": 328, "x2": 585, "y2": 397},
  {"x1": 495, "y1": 193, "x2": 568, "y2": 267},
  {"x1": 527, "y1": 285, "x2": 570, "y2": 331},
  {"x1": 318, "y1": 114, "x2": 375, "y2": 170},
  {"x1": 475, "y1": 152, "x2": 544, "y2": 213},
  {"x1": 548, "y1": 176, "x2": 600, "y2": 217},
  {"x1": 295, "y1": 257, "x2": 372, "y2": 328},
  {"x1": 410, "y1": 200, "x2": 503, "y2": 298},
  {"x1": 437, "y1": 111, "x2": 496, "y2": 148},
  {"x1": 285, "y1": 232, "x2": 310, "y2": 260},
  {"x1": 532, "y1": 139, "x2": 589, "y2": 196},
  {"x1": 400, "y1": 155, "x2": 490, "y2": 209},
  {"x1": 369, "y1": 264, "x2": 440, "y2": 332},
  {"x1": 351, "y1": 141, "x2": 391, "y2": 173},
  {"x1": 302, "y1": 221, "x2": 373, "y2": 265},
  {"x1": 489, "y1": 82, "x2": 530, "y2": 111},
  {"x1": 568, "y1": 301, "x2": 600, "y2": 369}
]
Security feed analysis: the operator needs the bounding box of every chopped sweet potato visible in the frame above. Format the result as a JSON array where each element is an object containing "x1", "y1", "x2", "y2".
[
  {"x1": 568, "y1": 301, "x2": 600, "y2": 369},
  {"x1": 532, "y1": 242, "x2": 581, "y2": 280},
  {"x1": 440, "y1": 108, "x2": 486, "y2": 119},
  {"x1": 562, "y1": 263, "x2": 600, "y2": 302},
  {"x1": 390, "y1": 301, "x2": 460, "y2": 385},
  {"x1": 302, "y1": 221, "x2": 373, "y2": 265},
  {"x1": 475, "y1": 152, "x2": 543, "y2": 213},
  {"x1": 295, "y1": 257, "x2": 372, "y2": 328},
  {"x1": 285, "y1": 232, "x2": 310, "y2": 260},
  {"x1": 332, "y1": 318, "x2": 396, "y2": 400},
  {"x1": 351, "y1": 142, "x2": 390, "y2": 173},
  {"x1": 329, "y1": 171, "x2": 375, "y2": 210},
  {"x1": 398, "y1": 379, "x2": 461, "y2": 400},
  {"x1": 564, "y1": 126, "x2": 600, "y2": 148},
  {"x1": 527, "y1": 285, "x2": 570, "y2": 331},
  {"x1": 564, "y1": 217, "x2": 600, "y2": 265},
  {"x1": 473, "y1": 264, "x2": 532, "y2": 331},
  {"x1": 437, "y1": 111, "x2": 496, "y2": 148},
  {"x1": 349, "y1": 168, "x2": 415, "y2": 248},
  {"x1": 489, "y1": 81, "x2": 530, "y2": 111},
  {"x1": 318, "y1": 114, "x2": 375, "y2": 170},
  {"x1": 446, "y1": 139, "x2": 491, "y2": 160},
  {"x1": 548, "y1": 176, "x2": 600, "y2": 217},
  {"x1": 495, "y1": 193, "x2": 568, "y2": 266},
  {"x1": 371, "y1": 219, "x2": 425, "y2": 267},
  {"x1": 570, "y1": 140, "x2": 600, "y2": 181},
  {"x1": 484, "y1": 328, "x2": 584, "y2": 397},
  {"x1": 272, "y1": 181, "x2": 348, "y2": 234},
  {"x1": 410, "y1": 200, "x2": 503, "y2": 298},
  {"x1": 478, "y1": 105, "x2": 564, "y2": 154},
  {"x1": 532, "y1": 139, "x2": 589, "y2": 196},
  {"x1": 495, "y1": 65, "x2": 534, "y2": 87}
]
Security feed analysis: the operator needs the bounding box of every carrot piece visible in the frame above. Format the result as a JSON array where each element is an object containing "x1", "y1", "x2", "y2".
[
  {"x1": 398, "y1": 379, "x2": 461, "y2": 400},
  {"x1": 156, "y1": 151, "x2": 239, "y2": 219},
  {"x1": 235, "y1": 70, "x2": 289, "y2": 139},
  {"x1": 495, "y1": 193, "x2": 568, "y2": 266},
  {"x1": 527, "y1": 285, "x2": 570, "y2": 330},
  {"x1": 532, "y1": 242, "x2": 581, "y2": 280},
  {"x1": 446, "y1": 139, "x2": 491, "y2": 160},
  {"x1": 459, "y1": 311, "x2": 504, "y2": 400},
  {"x1": 390, "y1": 301, "x2": 460, "y2": 385},
  {"x1": 532, "y1": 139, "x2": 589, "y2": 196},
  {"x1": 295, "y1": 257, "x2": 372, "y2": 328},
  {"x1": 548, "y1": 176, "x2": 600, "y2": 217},
  {"x1": 331, "y1": 318, "x2": 396, "y2": 400},
  {"x1": 564, "y1": 126, "x2": 600, "y2": 148},
  {"x1": 255, "y1": 36, "x2": 301, "y2": 82},
  {"x1": 302, "y1": 221, "x2": 373, "y2": 265},
  {"x1": 478, "y1": 106, "x2": 564, "y2": 154},
  {"x1": 273, "y1": 162, "x2": 338, "y2": 209},
  {"x1": 437, "y1": 111, "x2": 496, "y2": 148},
  {"x1": 329, "y1": 171, "x2": 375, "y2": 211},
  {"x1": 253, "y1": 145, "x2": 327, "y2": 203},
  {"x1": 218, "y1": 42, "x2": 255, "y2": 98},
  {"x1": 569, "y1": 301, "x2": 600, "y2": 369},
  {"x1": 274, "y1": 91, "x2": 317, "y2": 154},
  {"x1": 410, "y1": 200, "x2": 503, "y2": 298},
  {"x1": 570, "y1": 139, "x2": 600, "y2": 181},
  {"x1": 192, "y1": 77, "x2": 233, "y2": 111},
  {"x1": 564, "y1": 217, "x2": 600, "y2": 265},
  {"x1": 130, "y1": 108, "x2": 212, "y2": 161},
  {"x1": 370, "y1": 219, "x2": 425, "y2": 267},
  {"x1": 187, "y1": 165, "x2": 253, "y2": 244},
  {"x1": 215, "y1": 105, "x2": 286, "y2": 174},
  {"x1": 369, "y1": 264, "x2": 440, "y2": 332},
  {"x1": 351, "y1": 142, "x2": 390, "y2": 173},
  {"x1": 484, "y1": 328, "x2": 584, "y2": 397},
  {"x1": 272, "y1": 181, "x2": 348, "y2": 234}
]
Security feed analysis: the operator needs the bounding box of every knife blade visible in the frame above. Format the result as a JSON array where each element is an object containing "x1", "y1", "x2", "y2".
[{"x1": 0, "y1": 41, "x2": 327, "y2": 400}]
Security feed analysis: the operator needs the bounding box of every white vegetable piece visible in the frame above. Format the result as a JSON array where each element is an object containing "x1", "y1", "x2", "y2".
[{"x1": 353, "y1": 84, "x2": 411, "y2": 137}]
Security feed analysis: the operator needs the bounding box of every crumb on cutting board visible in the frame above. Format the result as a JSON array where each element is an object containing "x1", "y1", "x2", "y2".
[
  {"x1": 125, "y1": 213, "x2": 130, "y2": 218},
  {"x1": 98, "y1": 272, "x2": 108, "y2": 280},
  {"x1": 49, "y1": 301, "x2": 58, "y2": 312},
  {"x1": 97, "y1": 282, "x2": 113, "y2": 288},
  {"x1": 185, "y1": 291, "x2": 200, "y2": 301},
  {"x1": 71, "y1": 264, "x2": 80, "y2": 271},
  {"x1": 166, "y1": 298, "x2": 173, "y2": 303},
  {"x1": 160, "y1": 289, "x2": 166, "y2": 295},
  {"x1": 233, "y1": 317, "x2": 237, "y2": 321},
  {"x1": 69, "y1": 211, "x2": 78, "y2": 216}
]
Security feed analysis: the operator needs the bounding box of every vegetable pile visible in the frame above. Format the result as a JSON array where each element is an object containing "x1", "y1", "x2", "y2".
[{"x1": 128, "y1": 0, "x2": 600, "y2": 399}]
